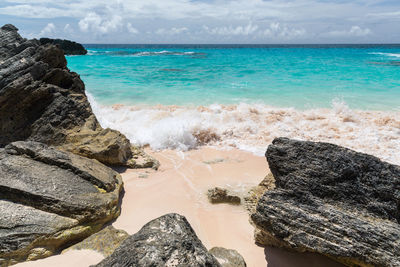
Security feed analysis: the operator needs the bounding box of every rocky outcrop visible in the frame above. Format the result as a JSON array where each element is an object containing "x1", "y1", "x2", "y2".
[
  {"x1": 0, "y1": 24, "x2": 158, "y2": 168},
  {"x1": 207, "y1": 187, "x2": 241, "y2": 205},
  {"x1": 209, "y1": 247, "x2": 246, "y2": 267},
  {"x1": 251, "y1": 138, "x2": 400, "y2": 267},
  {"x1": 39, "y1": 38, "x2": 87, "y2": 55},
  {"x1": 0, "y1": 141, "x2": 123, "y2": 266},
  {"x1": 93, "y1": 213, "x2": 221, "y2": 267}
]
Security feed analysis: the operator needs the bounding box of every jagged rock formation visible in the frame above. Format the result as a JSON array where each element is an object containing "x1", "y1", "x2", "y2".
[
  {"x1": 251, "y1": 138, "x2": 400, "y2": 267},
  {"x1": 39, "y1": 38, "x2": 87, "y2": 55},
  {"x1": 63, "y1": 226, "x2": 129, "y2": 257},
  {"x1": 93, "y1": 213, "x2": 221, "y2": 267},
  {"x1": 0, "y1": 141, "x2": 123, "y2": 266},
  {"x1": 0, "y1": 24, "x2": 158, "y2": 168},
  {"x1": 207, "y1": 187, "x2": 241, "y2": 205},
  {"x1": 209, "y1": 247, "x2": 246, "y2": 267}
]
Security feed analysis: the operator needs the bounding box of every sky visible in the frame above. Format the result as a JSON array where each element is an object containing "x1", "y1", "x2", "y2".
[{"x1": 0, "y1": 0, "x2": 399, "y2": 44}]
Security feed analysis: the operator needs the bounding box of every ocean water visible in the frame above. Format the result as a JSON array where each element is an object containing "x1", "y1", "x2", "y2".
[
  {"x1": 66, "y1": 45, "x2": 400, "y2": 163},
  {"x1": 67, "y1": 44, "x2": 400, "y2": 109}
]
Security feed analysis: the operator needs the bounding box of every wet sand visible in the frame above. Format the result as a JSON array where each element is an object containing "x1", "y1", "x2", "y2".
[
  {"x1": 15, "y1": 147, "x2": 344, "y2": 267},
  {"x1": 113, "y1": 147, "x2": 269, "y2": 267}
]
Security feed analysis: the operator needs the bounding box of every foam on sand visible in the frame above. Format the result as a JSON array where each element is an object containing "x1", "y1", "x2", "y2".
[{"x1": 88, "y1": 94, "x2": 400, "y2": 165}]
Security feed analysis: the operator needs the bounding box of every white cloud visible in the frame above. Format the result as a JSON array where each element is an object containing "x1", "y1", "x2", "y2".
[
  {"x1": 127, "y1": 23, "x2": 139, "y2": 34},
  {"x1": 0, "y1": 4, "x2": 78, "y2": 18},
  {"x1": 203, "y1": 23, "x2": 258, "y2": 36},
  {"x1": 327, "y1": 26, "x2": 372, "y2": 37},
  {"x1": 39, "y1": 23, "x2": 56, "y2": 36},
  {"x1": 262, "y1": 22, "x2": 306, "y2": 38},
  {"x1": 155, "y1": 27, "x2": 188, "y2": 35},
  {"x1": 63, "y1": 23, "x2": 73, "y2": 34},
  {"x1": 0, "y1": 0, "x2": 397, "y2": 42},
  {"x1": 78, "y1": 12, "x2": 122, "y2": 34}
]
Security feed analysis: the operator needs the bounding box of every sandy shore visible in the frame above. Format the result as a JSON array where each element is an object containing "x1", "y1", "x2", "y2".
[
  {"x1": 113, "y1": 147, "x2": 269, "y2": 267},
  {"x1": 16, "y1": 147, "x2": 344, "y2": 267}
]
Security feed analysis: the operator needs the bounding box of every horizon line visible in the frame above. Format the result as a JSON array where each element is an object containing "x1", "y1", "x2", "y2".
[{"x1": 81, "y1": 43, "x2": 400, "y2": 45}]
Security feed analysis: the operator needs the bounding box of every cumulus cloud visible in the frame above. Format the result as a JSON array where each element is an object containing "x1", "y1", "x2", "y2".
[
  {"x1": 203, "y1": 23, "x2": 258, "y2": 36},
  {"x1": 262, "y1": 22, "x2": 306, "y2": 38},
  {"x1": 0, "y1": 0, "x2": 397, "y2": 42},
  {"x1": 39, "y1": 23, "x2": 56, "y2": 36},
  {"x1": 126, "y1": 23, "x2": 139, "y2": 34},
  {"x1": 79, "y1": 12, "x2": 122, "y2": 34},
  {"x1": 327, "y1": 26, "x2": 372, "y2": 37}
]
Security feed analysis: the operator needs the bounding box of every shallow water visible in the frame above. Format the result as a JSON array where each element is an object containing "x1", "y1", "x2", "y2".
[{"x1": 67, "y1": 44, "x2": 400, "y2": 110}]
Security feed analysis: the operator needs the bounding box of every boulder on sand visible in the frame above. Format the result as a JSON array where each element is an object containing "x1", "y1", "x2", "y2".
[
  {"x1": 207, "y1": 187, "x2": 241, "y2": 205},
  {"x1": 93, "y1": 213, "x2": 221, "y2": 267},
  {"x1": 0, "y1": 141, "x2": 123, "y2": 266},
  {"x1": 209, "y1": 247, "x2": 246, "y2": 267},
  {"x1": 251, "y1": 137, "x2": 400, "y2": 267}
]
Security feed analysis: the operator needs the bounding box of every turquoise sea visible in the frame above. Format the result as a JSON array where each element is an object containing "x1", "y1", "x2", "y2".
[
  {"x1": 67, "y1": 44, "x2": 400, "y2": 110},
  {"x1": 65, "y1": 45, "x2": 400, "y2": 161}
]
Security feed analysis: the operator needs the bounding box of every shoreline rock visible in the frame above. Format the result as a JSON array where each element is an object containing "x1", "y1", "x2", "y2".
[
  {"x1": 0, "y1": 141, "x2": 123, "y2": 266},
  {"x1": 207, "y1": 187, "x2": 241, "y2": 205},
  {"x1": 39, "y1": 38, "x2": 87, "y2": 55},
  {"x1": 93, "y1": 213, "x2": 221, "y2": 267},
  {"x1": 0, "y1": 24, "x2": 158, "y2": 169},
  {"x1": 251, "y1": 138, "x2": 400, "y2": 267},
  {"x1": 209, "y1": 247, "x2": 247, "y2": 267}
]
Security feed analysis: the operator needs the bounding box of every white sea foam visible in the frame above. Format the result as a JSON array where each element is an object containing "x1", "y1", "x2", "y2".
[
  {"x1": 87, "y1": 94, "x2": 400, "y2": 165},
  {"x1": 370, "y1": 52, "x2": 400, "y2": 58}
]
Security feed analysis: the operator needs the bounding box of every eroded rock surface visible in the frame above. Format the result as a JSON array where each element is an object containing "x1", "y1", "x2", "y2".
[
  {"x1": 63, "y1": 226, "x2": 129, "y2": 257},
  {"x1": 93, "y1": 213, "x2": 221, "y2": 267},
  {"x1": 207, "y1": 187, "x2": 241, "y2": 205},
  {"x1": 209, "y1": 247, "x2": 246, "y2": 267},
  {"x1": 244, "y1": 173, "x2": 275, "y2": 214},
  {"x1": 0, "y1": 24, "x2": 158, "y2": 168},
  {"x1": 251, "y1": 137, "x2": 400, "y2": 267},
  {"x1": 0, "y1": 141, "x2": 123, "y2": 266}
]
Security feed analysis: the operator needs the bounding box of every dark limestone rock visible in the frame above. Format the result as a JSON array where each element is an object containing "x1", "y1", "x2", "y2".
[
  {"x1": 0, "y1": 141, "x2": 123, "y2": 266},
  {"x1": 93, "y1": 213, "x2": 221, "y2": 267},
  {"x1": 209, "y1": 247, "x2": 246, "y2": 267},
  {"x1": 251, "y1": 137, "x2": 400, "y2": 267},
  {"x1": 0, "y1": 24, "x2": 158, "y2": 168},
  {"x1": 207, "y1": 187, "x2": 241, "y2": 205},
  {"x1": 39, "y1": 38, "x2": 87, "y2": 55}
]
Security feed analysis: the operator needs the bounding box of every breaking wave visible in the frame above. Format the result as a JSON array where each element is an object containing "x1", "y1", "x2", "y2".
[
  {"x1": 370, "y1": 52, "x2": 400, "y2": 58},
  {"x1": 88, "y1": 94, "x2": 400, "y2": 165},
  {"x1": 86, "y1": 50, "x2": 205, "y2": 57}
]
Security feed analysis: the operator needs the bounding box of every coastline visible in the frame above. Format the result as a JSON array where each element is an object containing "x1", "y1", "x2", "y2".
[{"x1": 2, "y1": 23, "x2": 398, "y2": 267}]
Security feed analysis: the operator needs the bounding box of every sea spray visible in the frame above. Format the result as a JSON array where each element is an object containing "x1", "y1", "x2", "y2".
[{"x1": 87, "y1": 93, "x2": 400, "y2": 165}]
